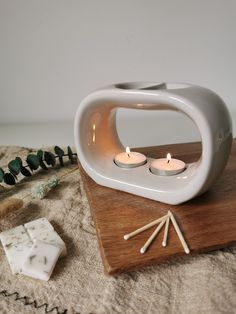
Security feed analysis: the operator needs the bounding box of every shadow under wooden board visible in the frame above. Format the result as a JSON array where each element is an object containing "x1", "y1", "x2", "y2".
[{"x1": 80, "y1": 140, "x2": 236, "y2": 275}]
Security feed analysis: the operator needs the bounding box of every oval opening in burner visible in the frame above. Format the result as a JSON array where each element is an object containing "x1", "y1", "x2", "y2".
[
  {"x1": 115, "y1": 82, "x2": 190, "y2": 91},
  {"x1": 115, "y1": 82, "x2": 166, "y2": 90}
]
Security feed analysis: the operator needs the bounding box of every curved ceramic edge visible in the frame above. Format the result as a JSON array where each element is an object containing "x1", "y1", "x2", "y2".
[{"x1": 74, "y1": 82, "x2": 232, "y2": 205}]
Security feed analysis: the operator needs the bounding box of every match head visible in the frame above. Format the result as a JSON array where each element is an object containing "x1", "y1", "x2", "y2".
[
  {"x1": 162, "y1": 241, "x2": 166, "y2": 247},
  {"x1": 140, "y1": 247, "x2": 146, "y2": 254},
  {"x1": 185, "y1": 248, "x2": 190, "y2": 254},
  {"x1": 123, "y1": 234, "x2": 129, "y2": 240}
]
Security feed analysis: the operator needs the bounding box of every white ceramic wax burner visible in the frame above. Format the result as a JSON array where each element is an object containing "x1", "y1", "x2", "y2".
[{"x1": 74, "y1": 82, "x2": 232, "y2": 205}]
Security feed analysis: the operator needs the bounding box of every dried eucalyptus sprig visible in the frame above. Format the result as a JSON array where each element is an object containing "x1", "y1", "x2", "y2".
[
  {"x1": 0, "y1": 146, "x2": 77, "y2": 186},
  {"x1": 31, "y1": 175, "x2": 60, "y2": 199}
]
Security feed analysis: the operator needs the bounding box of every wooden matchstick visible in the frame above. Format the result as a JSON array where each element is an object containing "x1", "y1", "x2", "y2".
[
  {"x1": 168, "y1": 210, "x2": 190, "y2": 254},
  {"x1": 140, "y1": 217, "x2": 167, "y2": 254},
  {"x1": 162, "y1": 215, "x2": 170, "y2": 247},
  {"x1": 124, "y1": 215, "x2": 167, "y2": 240}
]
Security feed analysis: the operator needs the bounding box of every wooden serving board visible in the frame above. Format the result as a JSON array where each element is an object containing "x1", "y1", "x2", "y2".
[{"x1": 80, "y1": 140, "x2": 236, "y2": 275}]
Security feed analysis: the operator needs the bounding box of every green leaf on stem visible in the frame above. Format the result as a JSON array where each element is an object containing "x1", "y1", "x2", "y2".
[
  {"x1": 37, "y1": 150, "x2": 48, "y2": 170},
  {"x1": 8, "y1": 157, "x2": 22, "y2": 176},
  {"x1": 54, "y1": 146, "x2": 64, "y2": 157},
  {"x1": 37, "y1": 150, "x2": 44, "y2": 159},
  {"x1": 0, "y1": 168, "x2": 4, "y2": 182},
  {"x1": 44, "y1": 151, "x2": 56, "y2": 167},
  {"x1": 67, "y1": 146, "x2": 75, "y2": 164},
  {"x1": 39, "y1": 160, "x2": 48, "y2": 170},
  {"x1": 3, "y1": 173, "x2": 16, "y2": 185},
  {"x1": 54, "y1": 146, "x2": 64, "y2": 167},
  {"x1": 26, "y1": 154, "x2": 40, "y2": 171},
  {"x1": 20, "y1": 166, "x2": 32, "y2": 177}
]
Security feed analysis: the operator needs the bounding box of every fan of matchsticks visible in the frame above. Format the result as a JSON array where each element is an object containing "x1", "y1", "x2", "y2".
[{"x1": 124, "y1": 210, "x2": 190, "y2": 254}]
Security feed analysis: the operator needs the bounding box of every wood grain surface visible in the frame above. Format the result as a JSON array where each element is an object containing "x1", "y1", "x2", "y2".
[{"x1": 80, "y1": 140, "x2": 236, "y2": 275}]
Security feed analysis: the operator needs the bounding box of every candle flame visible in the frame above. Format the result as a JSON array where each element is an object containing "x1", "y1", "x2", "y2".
[
  {"x1": 126, "y1": 146, "x2": 131, "y2": 157},
  {"x1": 167, "y1": 153, "x2": 171, "y2": 163}
]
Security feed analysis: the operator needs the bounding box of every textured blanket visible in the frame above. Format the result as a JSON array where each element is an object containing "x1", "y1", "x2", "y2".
[{"x1": 0, "y1": 146, "x2": 236, "y2": 314}]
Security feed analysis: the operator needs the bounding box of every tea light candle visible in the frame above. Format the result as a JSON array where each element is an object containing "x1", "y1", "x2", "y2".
[
  {"x1": 150, "y1": 153, "x2": 186, "y2": 176},
  {"x1": 114, "y1": 147, "x2": 147, "y2": 168}
]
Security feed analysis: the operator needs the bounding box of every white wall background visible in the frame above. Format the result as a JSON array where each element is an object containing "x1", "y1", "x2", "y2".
[{"x1": 0, "y1": 0, "x2": 235, "y2": 147}]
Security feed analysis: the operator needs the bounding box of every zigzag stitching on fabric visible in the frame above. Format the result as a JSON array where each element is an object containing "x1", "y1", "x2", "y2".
[{"x1": 0, "y1": 289, "x2": 68, "y2": 314}]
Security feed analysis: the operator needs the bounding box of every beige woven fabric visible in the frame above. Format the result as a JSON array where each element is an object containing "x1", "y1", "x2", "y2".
[{"x1": 0, "y1": 146, "x2": 236, "y2": 314}]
